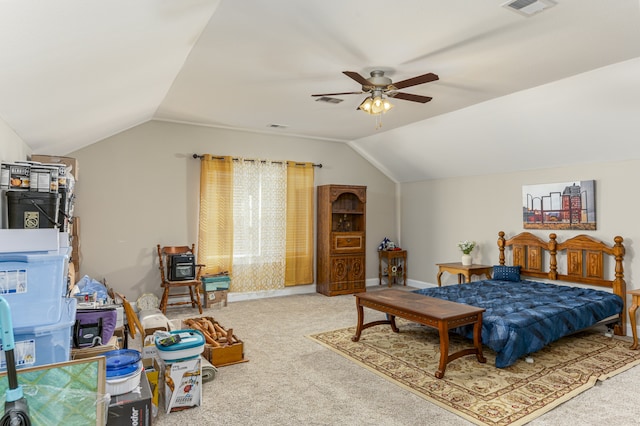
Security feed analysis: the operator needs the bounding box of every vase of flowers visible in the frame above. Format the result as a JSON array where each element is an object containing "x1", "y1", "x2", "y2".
[{"x1": 458, "y1": 240, "x2": 476, "y2": 266}]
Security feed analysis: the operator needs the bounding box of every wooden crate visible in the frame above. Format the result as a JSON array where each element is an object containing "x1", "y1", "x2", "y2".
[
  {"x1": 203, "y1": 341, "x2": 246, "y2": 367},
  {"x1": 182, "y1": 316, "x2": 247, "y2": 367}
]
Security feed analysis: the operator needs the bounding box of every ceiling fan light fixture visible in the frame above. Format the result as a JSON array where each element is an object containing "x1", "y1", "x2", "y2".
[
  {"x1": 359, "y1": 95, "x2": 393, "y2": 116},
  {"x1": 371, "y1": 96, "x2": 384, "y2": 114},
  {"x1": 358, "y1": 97, "x2": 373, "y2": 113}
]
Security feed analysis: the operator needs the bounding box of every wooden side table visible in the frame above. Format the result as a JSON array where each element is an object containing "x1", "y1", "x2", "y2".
[
  {"x1": 628, "y1": 289, "x2": 640, "y2": 350},
  {"x1": 436, "y1": 263, "x2": 493, "y2": 287},
  {"x1": 378, "y1": 250, "x2": 407, "y2": 287}
]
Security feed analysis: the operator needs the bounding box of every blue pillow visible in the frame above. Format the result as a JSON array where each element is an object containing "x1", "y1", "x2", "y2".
[{"x1": 492, "y1": 265, "x2": 521, "y2": 282}]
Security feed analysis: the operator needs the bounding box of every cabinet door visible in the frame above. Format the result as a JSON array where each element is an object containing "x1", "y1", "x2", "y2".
[
  {"x1": 330, "y1": 256, "x2": 365, "y2": 292},
  {"x1": 331, "y1": 257, "x2": 350, "y2": 291},
  {"x1": 348, "y1": 256, "x2": 365, "y2": 281}
]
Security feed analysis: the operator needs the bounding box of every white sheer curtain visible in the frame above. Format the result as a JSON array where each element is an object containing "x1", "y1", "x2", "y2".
[{"x1": 231, "y1": 159, "x2": 287, "y2": 292}]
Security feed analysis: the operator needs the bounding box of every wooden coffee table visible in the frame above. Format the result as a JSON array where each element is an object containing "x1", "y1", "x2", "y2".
[{"x1": 352, "y1": 289, "x2": 486, "y2": 379}]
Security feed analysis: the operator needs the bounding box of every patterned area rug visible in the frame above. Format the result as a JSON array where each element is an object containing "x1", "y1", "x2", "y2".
[{"x1": 308, "y1": 321, "x2": 640, "y2": 426}]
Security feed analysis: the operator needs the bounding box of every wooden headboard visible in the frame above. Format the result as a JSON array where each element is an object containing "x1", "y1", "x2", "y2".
[{"x1": 497, "y1": 231, "x2": 626, "y2": 336}]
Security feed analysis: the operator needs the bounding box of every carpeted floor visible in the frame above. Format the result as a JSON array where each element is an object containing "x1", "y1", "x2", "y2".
[
  {"x1": 308, "y1": 320, "x2": 640, "y2": 426},
  {"x1": 150, "y1": 288, "x2": 640, "y2": 425}
]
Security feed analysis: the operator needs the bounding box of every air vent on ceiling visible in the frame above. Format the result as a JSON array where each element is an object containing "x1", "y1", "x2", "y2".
[
  {"x1": 267, "y1": 123, "x2": 288, "y2": 129},
  {"x1": 502, "y1": 0, "x2": 557, "y2": 17},
  {"x1": 315, "y1": 96, "x2": 344, "y2": 104}
]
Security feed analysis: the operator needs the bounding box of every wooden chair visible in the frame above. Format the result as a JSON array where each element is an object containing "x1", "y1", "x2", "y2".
[{"x1": 157, "y1": 244, "x2": 204, "y2": 314}]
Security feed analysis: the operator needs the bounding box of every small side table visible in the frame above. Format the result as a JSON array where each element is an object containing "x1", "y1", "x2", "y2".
[
  {"x1": 628, "y1": 289, "x2": 640, "y2": 350},
  {"x1": 379, "y1": 250, "x2": 407, "y2": 287},
  {"x1": 436, "y1": 263, "x2": 493, "y2": 287}
]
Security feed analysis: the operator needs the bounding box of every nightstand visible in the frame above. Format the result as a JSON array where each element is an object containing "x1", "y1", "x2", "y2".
[
  {"x1": 379, "y1": 250, "x2": 407, "y2": 287},
  {"x1": 436, "y1": 263, "x2": 493, "y2": 287}
]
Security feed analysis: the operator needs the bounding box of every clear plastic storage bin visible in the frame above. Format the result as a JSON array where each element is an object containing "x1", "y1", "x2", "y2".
[
  {"x1": 0, "y1": 297, "x2": 76, "y2": 371},
  {"x1": 0, "y1": 250, "x2": 69, "y2": 328}
]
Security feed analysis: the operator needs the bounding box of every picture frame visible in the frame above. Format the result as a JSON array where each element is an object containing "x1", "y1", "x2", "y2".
[{"x1": 522, "y1": 180, "x2": 596, "y2": 230}]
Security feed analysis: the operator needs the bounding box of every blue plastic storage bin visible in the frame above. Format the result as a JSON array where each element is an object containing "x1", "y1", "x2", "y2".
[
  {"x1": 0, "y1": 297, "x2": 76, "y2": 371},
  {"x1": 0, "y1": 250, "x2": 69, "y2": 328}
]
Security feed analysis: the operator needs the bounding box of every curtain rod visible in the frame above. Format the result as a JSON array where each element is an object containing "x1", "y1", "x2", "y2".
[{"x1": 192, "y1": 154, "x2": 322, "y2": 168}]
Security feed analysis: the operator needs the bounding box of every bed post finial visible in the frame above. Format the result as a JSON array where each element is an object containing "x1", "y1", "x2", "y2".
[{"x1": 498, "y1": 231, "x2": 506, "y2": 265}]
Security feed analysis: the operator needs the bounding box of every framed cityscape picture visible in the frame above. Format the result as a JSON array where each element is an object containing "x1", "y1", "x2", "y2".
[{"x1": 522, "y1": 180, "x2": 596, "y2": 230}]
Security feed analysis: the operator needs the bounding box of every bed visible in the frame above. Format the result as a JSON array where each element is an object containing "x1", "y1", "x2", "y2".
[{"x1": 413, "y1": 231, "x2": 627, "y2": 368}]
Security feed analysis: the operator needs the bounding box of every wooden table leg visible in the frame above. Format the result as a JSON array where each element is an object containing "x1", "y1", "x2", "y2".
[
  {"x1": 403, "y1": 256, "x2": 407, "y2": 286},
  {"x1": 473, "y1": 313, "x2": 487, "y2": 363},
  {"x1": 629, "y1": 295, "x2": 639, "y2": 350},
  {"x1": 352, "y1": 298, "x2": 365, "y2": 342},
  {"x1": 437, "y1": 270, "x2": 444, "y2": 287},
  {"x1": 388, "y1": 314, "x2": 399, "y2": 333},
  {"x1": 436, "y1": 321, "x2": 450, "y2": 379}
]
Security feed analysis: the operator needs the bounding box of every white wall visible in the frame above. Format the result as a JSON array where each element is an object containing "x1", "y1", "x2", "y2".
[
  {"x1": 69, "y1": 120, "x2": 397, "y2": 299},
  {"x1": 0, "y1": 117, "x2": 31, "y2": 227},
  {"x1": 401, "y1": 160, "x2": 639, "y2": 294}
]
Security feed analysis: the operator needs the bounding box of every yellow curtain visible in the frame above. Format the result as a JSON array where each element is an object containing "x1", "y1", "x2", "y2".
[
  {"x1": 198, "y1": 155, "x2": 233, "y2": 276},
  {"x1": 285, "y1": 162, "x2": 314, "y2": 286}
]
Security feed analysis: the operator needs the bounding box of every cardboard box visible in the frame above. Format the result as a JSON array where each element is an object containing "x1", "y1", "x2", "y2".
[
  {"x1": 181, "y1": 316, "x2": 246, "y2": 367},
  {"x1": 142, "y1": 334, "x2": 159, "y2": 361},
  {"x1": 160, "y1": 357, "x2": 202, "y2": 413},
  {"x1": 107, "y1": 370, "x2": 152, "y2": 426},
  {"x1": 143, "y1": 358, "x2": 160, "y2": 418},
  {"x1": 71, "y1": 335, "x2": 120, "y2": 360},
  {"x1": 31, "y1": 154, "x2": 79, "y2": 180},
  {"x1": 204, "y1": 289, "x2": 228, "y2": 308}
]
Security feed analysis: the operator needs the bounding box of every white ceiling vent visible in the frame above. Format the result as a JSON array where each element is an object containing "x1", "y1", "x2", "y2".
[{"x1": 502, "y1": 0, "x2": 557, "y2": 17}]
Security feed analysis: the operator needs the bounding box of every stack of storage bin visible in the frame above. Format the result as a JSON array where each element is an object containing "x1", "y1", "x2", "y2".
[
  {"x1": 201, "y1": 273, "x2": 230, "y2": 308},
  {"x1": 0, "y1": 232, "x2": 76, "y2": 371},
  {"x1": 0, "y1": 159, "x2": 75, "y2": 231}
]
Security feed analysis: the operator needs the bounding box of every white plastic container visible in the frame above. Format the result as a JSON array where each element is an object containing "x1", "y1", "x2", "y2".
[
  {"x1": 106, "y1": 363, "x2": 143, "y2": 396},
  {"x1": 104, "y1": 349, "x2": 143, "y2": 396}
]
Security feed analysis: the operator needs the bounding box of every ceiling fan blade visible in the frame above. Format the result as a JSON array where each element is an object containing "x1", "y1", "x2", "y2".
[
  {"x1": 388, "y1": 92, "x2": 433, "y2": 103},
  {"x1": 390, "y1": 73, "x2": 439, "y2": 90},
  {"x1": 311, "y1": 91, "x2": 363, "y2": 97},
  {"x1": 343, "y1": 71, "x2": 372, "y2": 87}
]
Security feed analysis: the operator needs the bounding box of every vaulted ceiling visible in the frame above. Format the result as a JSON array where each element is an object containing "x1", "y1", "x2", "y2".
[{"x1": 1, "y1": 1, "x2": 640, "y2": 182}]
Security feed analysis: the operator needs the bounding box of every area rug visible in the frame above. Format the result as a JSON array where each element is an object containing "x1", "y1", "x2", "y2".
[{"x1": 308, "y1": 321, "x2": 640, "y2": 426}]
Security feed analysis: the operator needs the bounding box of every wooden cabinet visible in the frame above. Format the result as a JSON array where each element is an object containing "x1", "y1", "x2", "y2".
[{"x1": 316, "y1": 185, "x2": 366, "y2": 296}]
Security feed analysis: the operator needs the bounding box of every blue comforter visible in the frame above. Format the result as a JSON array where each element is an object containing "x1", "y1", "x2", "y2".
[{"x1": 413, "y1": 280, "x2": 623, "y2": 368}]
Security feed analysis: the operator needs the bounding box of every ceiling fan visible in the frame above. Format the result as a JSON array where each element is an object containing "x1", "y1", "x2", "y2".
[{"x1": 312, "y1": 70, "x2": 439, "y2": 111}]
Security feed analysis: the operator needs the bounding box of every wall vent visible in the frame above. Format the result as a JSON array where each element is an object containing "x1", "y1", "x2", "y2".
[
  {"x1": 315, "y1": 96, "x2": 344, "y2": 104},
  {"x1": 502, "y1": 0, "x2": 557, "y2": 17}
]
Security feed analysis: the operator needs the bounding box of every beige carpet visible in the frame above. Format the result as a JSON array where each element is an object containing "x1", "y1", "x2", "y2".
[{"x1": 309, "y1": 320, "x2": 640, "y2": 426}]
